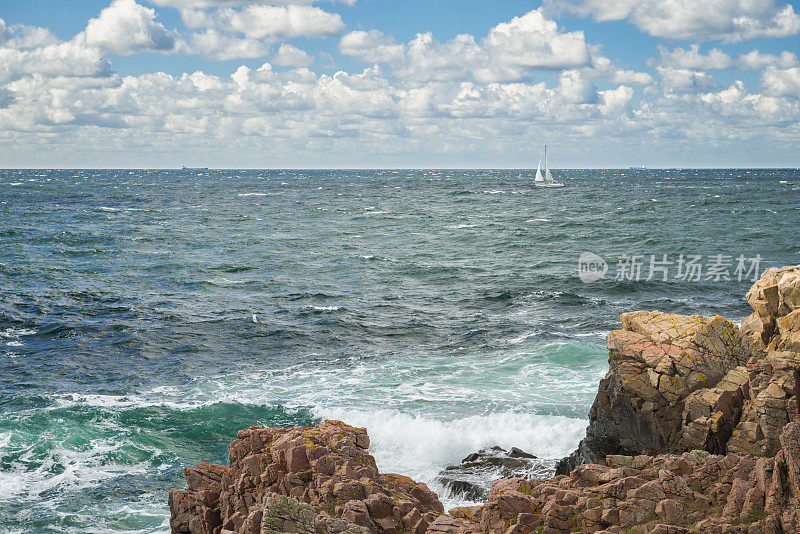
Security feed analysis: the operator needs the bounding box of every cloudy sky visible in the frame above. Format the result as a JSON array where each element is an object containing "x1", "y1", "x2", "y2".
[{"x1": 1, "y1": 0, "x2": 799, "y2": 168}]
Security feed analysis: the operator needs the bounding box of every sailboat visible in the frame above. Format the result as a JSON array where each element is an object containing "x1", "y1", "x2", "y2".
[{"x1": 534, "y1": 145, "x2": 564, "y2": 187}]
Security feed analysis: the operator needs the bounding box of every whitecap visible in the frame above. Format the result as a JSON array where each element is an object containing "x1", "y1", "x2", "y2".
[{"x1": 1, "y1": 328, "x2": 36, "y2": 338}]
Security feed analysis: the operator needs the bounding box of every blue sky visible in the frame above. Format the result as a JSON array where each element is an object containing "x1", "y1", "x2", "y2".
[{"x1": 0, "y1": 0, "x2": 799, "y2": 168}]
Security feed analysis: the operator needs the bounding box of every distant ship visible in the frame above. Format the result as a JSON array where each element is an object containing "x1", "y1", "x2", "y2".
[
  {"x1": 629, "y1": 165, "x2": 646, "y2": 170},
  {"x1": 181, "y1": 165, "x2": 209, "y2": 170},
  {"x1": 534, "y1": 146, "x2": 564, "y2": 187}
]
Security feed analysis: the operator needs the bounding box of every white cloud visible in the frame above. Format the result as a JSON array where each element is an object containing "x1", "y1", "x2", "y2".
[
  {"x1": 547, "y1": 0, "x2": 800, "y2": 42},
  {"x1": 599, "y1": 85, "x2": 634, "y2": 115},
  {"x1": 761, "y1": 67, "x2": 800, "y2": 98},
  {"x1": 190, "y1": 30, "x2": 269, "y2": 60},
  {"x1": 0, "y1": 41, "x2": 113, "y2": 83},
  {"x1": 657, "y1": 45, "x2": 732, "y2": 70},
  {"x1": 556, "y1": 69, "x2": 597, "y2": 103},
  {"x1": 481, "y1": 10, "x2": 591, "y2": 72},
  {"x1": 699, "y1": 80, "x2": 798, "y2": 123},
  {"x1": 78, "y1": 0, "x2": 184, "y2": 55},
  {"x1": 657, "y1": 67, "x2": 716, "y2": 92},
  {"x1": 338, "y1": 30, "x2": 405, "y2": 63},
  {"x1": 1, "y1": 1, "x2": 799, "y2": 166},
  {"x1": 340, "y1": 8, "x2": 591, "y2": 83},
  {"x1": 612, "y1": 70, "x2": 654, "y2": 86},
  {"x1": 738, "y1": 50, "x2": 799, "y2": 70},
  {"x1": 272, "y1": 44, "x2": 312, "y2": 67},
  {"x1": 181, "y1": 4, "x2": 345, "y2": 40},
  {"x1": 0, "y1": 18, "x2": 59, "y2": 49},
  {"x1": 586, "y1": 56, "x2": 654, "y2": 86}
]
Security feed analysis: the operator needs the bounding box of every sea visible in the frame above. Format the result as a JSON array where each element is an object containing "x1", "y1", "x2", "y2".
[{"x1": 1, "y1": 168, "x2": 798, "y2": 533}]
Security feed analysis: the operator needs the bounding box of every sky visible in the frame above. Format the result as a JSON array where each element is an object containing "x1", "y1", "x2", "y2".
[{"x1": 0, "y1": 0, "x2": 799, "y2": 168}]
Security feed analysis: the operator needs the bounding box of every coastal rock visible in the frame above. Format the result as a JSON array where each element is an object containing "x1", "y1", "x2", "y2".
[
  {"x1": 556, "y1": 311, "x2": 750, "y2": 473},
  {"x1": 174, "y1": 265, "x2": 800, "y2": 534},
  {"x1": 558, "y1": 265, "x2": 800, "y2": 474},
  {"x1": 170, "y1": 420, "x2": 443, "y2": 534},
  {"x1": 435, "y1": 447, "x2": 550, "y2": 502},
  {"x1": 432, "y1": 423, "x2": 800, "y2": 534}
]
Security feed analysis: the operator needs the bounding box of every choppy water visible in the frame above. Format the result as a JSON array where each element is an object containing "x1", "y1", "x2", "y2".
[{"x1": 1, "y1": 168, "x2": 798, "y2": 533}]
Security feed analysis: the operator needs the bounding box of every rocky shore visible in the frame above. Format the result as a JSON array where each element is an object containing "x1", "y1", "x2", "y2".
[{"x1": 170, "y1": 265, "x2": 800, "y2": 534}]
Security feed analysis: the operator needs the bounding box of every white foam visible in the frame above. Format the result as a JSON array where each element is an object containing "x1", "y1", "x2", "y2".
[
  {"x1": 314, "y1": 407, "x2": 586, "y2": 508},
  {"x1": 0, "y1": 328, "x2": 36, "y2": 338},
  {"x1": 0, "y1": 435, "x2": 150, "y2": 501}
]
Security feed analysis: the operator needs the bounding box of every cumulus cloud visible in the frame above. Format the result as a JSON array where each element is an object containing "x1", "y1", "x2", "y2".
[
  {"x1": 599, "y1": 85, "x2": 634, "y2": 115},
  {"x1": 272, "y1": 44, "x2": 312, "y2": 67},
  {"x1": 180, "y1": 4, "x2": 345, "y2": 40},
  {"x1": 340, "y1": 9, "x2": 591, "y2": 83},
  {"x1": 0, "y1": 19, "x2": 59, "y2": 49},
  {"x1": 77, "y1": 0, "x2": 184, "y2": 54},
  {"x1": 657, "y1": 67, "x2": 716, "y2": 92},
  {"x1": 189, "y1": 29, "x2": 269, "y2": 60},
  {"x1": 339, "y1": 30, "x2": 405, "y2": 63},
  {"x1": 1, "y1": 0, "x2": 799, "y2": 166},
  {"x1": 587, "y1": 56, "x2": 654, "y2": 86},
  {"x1": 546, "y1": 0, "x2": 800, "y2": 42},
  {"x1": 0, "y1": 41, "x2": 113, "y2": 83},
  {"x1": 738, "y1": 50, "x2": 799, "y2": 70},
  {"x1": 761, "y1": 67, "x2": 800, "y2": 98},
  {"x1": 481, "y1": 10, "x2": 591, "y2": 72},
  {"x1": 657, "y1": 45, "x2": 732, "y2": 70}
]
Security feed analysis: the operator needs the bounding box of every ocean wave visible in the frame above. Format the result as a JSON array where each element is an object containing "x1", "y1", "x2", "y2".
[{"x1": 313, "y1": 407, "x2": 586, "y2": 508}]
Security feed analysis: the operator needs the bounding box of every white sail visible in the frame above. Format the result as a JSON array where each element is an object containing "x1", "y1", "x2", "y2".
[
  {"x1": 544, "y1": 145, "x2": 553, "y2": 182},
  {"x1": 535, "y1": 145, "x2": 564, "y2": 187}
]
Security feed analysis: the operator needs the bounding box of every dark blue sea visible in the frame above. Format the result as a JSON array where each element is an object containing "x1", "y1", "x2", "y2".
[{"x1": 1, "y1": 168, "x2": 798, "y2": 533}]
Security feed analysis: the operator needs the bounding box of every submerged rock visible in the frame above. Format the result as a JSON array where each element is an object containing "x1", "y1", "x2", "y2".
[{"x1": 435, "y1": 447, "x2": 550, "y2": 502}]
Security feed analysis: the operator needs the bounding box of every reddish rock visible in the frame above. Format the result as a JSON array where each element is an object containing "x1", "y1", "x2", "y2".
[{"x1": 170, "y1": 421, "x2": 442, "y2": 534}]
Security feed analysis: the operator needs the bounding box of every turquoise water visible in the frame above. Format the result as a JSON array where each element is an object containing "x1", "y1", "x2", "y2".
[{"x1": 1, "y1": 169, "x2": 798, "y2": 532}]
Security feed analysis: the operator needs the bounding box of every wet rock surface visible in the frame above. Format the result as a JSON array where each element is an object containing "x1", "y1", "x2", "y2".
[{"x1": 435, "y1": 447, "x2": 551, "y2": 502}]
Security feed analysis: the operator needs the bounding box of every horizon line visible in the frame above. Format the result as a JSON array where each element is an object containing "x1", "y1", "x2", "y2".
[{"x1": 2, "y1": 167, "x2": 799, "y2": 171}]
